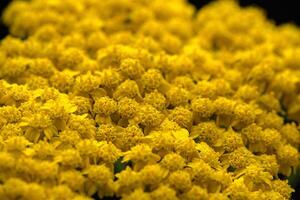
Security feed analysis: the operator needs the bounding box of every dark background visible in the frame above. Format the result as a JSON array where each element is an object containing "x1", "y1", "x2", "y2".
[
  {"x1": 0, "y1": 0, "x2": 299, "y2": 199},
  {"x1": 189, "y1": 0, "x2": 300, "y2": 25}
]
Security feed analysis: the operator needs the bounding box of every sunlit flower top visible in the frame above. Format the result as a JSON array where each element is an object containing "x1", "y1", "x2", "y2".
[{"x1": 0, "y1": 0, "x2": 300, "y2": 199}]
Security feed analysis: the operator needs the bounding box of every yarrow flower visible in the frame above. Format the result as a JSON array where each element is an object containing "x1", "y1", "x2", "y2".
[{"x1": 0, "y1": 0, "x2": 300, "y2": 199}]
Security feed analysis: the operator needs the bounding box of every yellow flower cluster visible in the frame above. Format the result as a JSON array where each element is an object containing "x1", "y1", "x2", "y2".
[{"x1": 0, "y1": 0, "x2": 300, "y2": 199}]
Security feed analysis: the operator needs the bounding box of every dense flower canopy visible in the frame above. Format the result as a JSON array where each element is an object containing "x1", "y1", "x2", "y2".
[{"x1": 0, "y1": 0, "x2": 300, "y2": 199}]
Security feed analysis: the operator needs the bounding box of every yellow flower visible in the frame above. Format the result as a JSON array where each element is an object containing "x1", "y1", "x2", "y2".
[
  {"x1": 93, "y1": 96, "x2": 117, "y2": 116},
  {"x1": 123, "y1": 144, "x2": 160, "y2": 171},
  {"x1": 111, "y1": 125, "x2": 144, "y2": 151},
  {"x1": 0, "y1": 178, "x2": 46, "y2": 200},
  {"x1": 160, "y1": 153, "x2": 185, "y2": 171},
  {"x1": 221, "y1": 147, "x2": 256, "y2": 170},
  {"x1": 234, "y1": 85, "x2": 259, "y2": 102},
  {"x1": 122, "y1": 188, "x2": 151, "y2": 200},
  {"x1": 191, "y1": 97, "x2": 215, "y2": 119},
  {"x1": 16, "y1": 157, "x2": 58, "y2": 181},
  {"x1": 76, "y1": 139, "x2": 101, "y2": 166},
  {"x1": 172, "y1": 76, "x2": 195, "y2": 91},
  {"x1": 1, "y1": 0, "x2": 300, "y2": 198},
  {"x1": 224, "y1": 178, "x2": 251, "y2": 200},
  {"x1": 115, "y1": 167, "x2": 142, "y2": 195},
  {"x1": 271, "y1": 180, "x2": 294, "y2": 199},
  {"x1": 0, "y1": 124, "x2": 23, "y2": 139},
  {"x1": 49, "y1": 185, "x2": 76, "y2": 200},
  {"x1": 117, "y1": 97, "x2": 139, "y2": 119},
  {"x1": 0, "y1": 82, "x2": 31, "y2": 106},
  {"x1": 33, "y1": 24, "x2": 59, "y2": 42},
  {"x1": 175, "y1": 138, "x2": 198, "y2": 162},
  {"x1": 20, "y1": 113, "x2": 58, "y2": 142},
  {"x1": 276, "y1": 144, "x2": 299, "y2": 176},
  {"x1": 113, "y1": 80, "x2": 142, "y2": 101},
  {"x1": 58, "y1": 47, "x2": 85, "y2": 70},
  {"x1": 214, "y1": 97, "x2": 237, "y2": 127},
  {"x1": 42, "y1": 96, "x2": 77, "y2": 119},
  {"x1": 168, "y1": 106, "x2": 193, "y2": 129},
  {"x1": 250, "y1": 191, "x2": 284, "y2": 200},
  {"x1": 156, "y1": 118, "x2": 182, "y2": 131},
  {"x1": 55, "y1": 149, "x2": 82, "y2": 168},
  {"x1": 234, "y1": 164, "x2": 273, "y2": 191},
  {"x1": 151, "y1": 185, "x2": 179, "y2": 200},
  {"x1": 167, "y1": 170, "x2": 192, "y2": 193},
  {"x1": 166, "y1": 86, "x2": 190, "y2": 107},
  {"x1": 56, "y1": 130, "x2": 81, "y2": 149},
  {"x1": 209, "y1": 193, "x2": 230, "y2": 200},
  {"x1": 86, "y1": 31, "x2": 108, "y2": 54},
  {"x1": 218, "y1": 128, "x2": 244, "y2": 153},
  {"x1": 141, "y1": 69, "x2": 165, "y2": 91},
  {"x1": 0, "y1": 57, "x2": 31, "y2": 79},
  {"x1": 232, "y1": 103, "x2": 256, "y2": 129},
  {"x1": 145, "y1": 129, "x2": 189, "y2": 157},
  {"x1": 255, "y1": 154, "x2": 279, "y2": 176},
  {"x1": 279, "y1": 123, "x2": 300, "y2": 147},
  {"x1": 143, "y1": 90, "x2": 166, "y2": 111},
  {"x1": 120, "y1": 58, "x2": 145, "y2": 80},
  {"x1": 49, "y1": 70, "x2": 78, "y2": 93},
  {"x1": 71, "y1": 96, "x2": 92, "y2": 115},
  {"x1": 256, "y1": 111, "x2": 284, "y2": 130},
  {"x1": 181, "y1": 185, "x2": 209, "y2": 200},
  {"x1": 131, "y1": 104, "x2": 164, "y2": 129},
  {"x1": 97, "y1": 141, "x2": 121, "y2": 166},
  {"x1": 257, "y1": 93, "x2": 281, "y2": 112},
  {"x1": 4, "y1": 136, "x2": 31, "y2": 153},
  {"x1": 32, "y1": 141, "x2": 56, "y2": 160},
  {"x1": 67, "y1": 114, "x2": 96, "y2": 139},
  {"x1": 140, "y1": 164, "x2": 168, "y2": 189},
  {"x1": 97, "y1": 68, "x2": 123, "y2": 89},
  {"x1": 28, "y1": 58, "x2": 56, "y2": 78},
  {"x1": 192, "y1": 80, "x2": 219, "y2": 99},
  {"x1": 73, "y1": 72, "x2": 102, "y2": 93},
  {"x1": 0, "y1": 151, "x2": 15, "y2": 171},
  {"x1": 196, "y1": 142, "x2": 221, "y2": 169},
  {"x1": 83, "y1": 164, "x2": 114, "y2": 197},
  {"x1": 190, "y1": 121, "x2": 222, "y2": 146},
  {"x1": 241, "y1": 124, "x2": 281, "y2": 153}
]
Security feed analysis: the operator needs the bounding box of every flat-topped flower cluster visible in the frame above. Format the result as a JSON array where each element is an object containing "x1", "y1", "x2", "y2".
[{"x1": 0, "y1": 0, "x2": 299, "y2": 199}]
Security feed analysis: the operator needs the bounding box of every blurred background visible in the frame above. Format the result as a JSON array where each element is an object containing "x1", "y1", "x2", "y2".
[
  {"x1": 0, "y1": 0, "x2": 299, "y2": 40},
  {"x1": 0, "y1": 0, "x2": 299, "y2": 199},
  {"x1": 189, "y1": 0, "x2": 300, "y2": 25}
]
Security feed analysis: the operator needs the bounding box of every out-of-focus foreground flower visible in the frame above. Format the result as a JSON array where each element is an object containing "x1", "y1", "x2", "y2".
[{"x1": 0, "y1": 0, "x2": 300, "y2": 199}]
